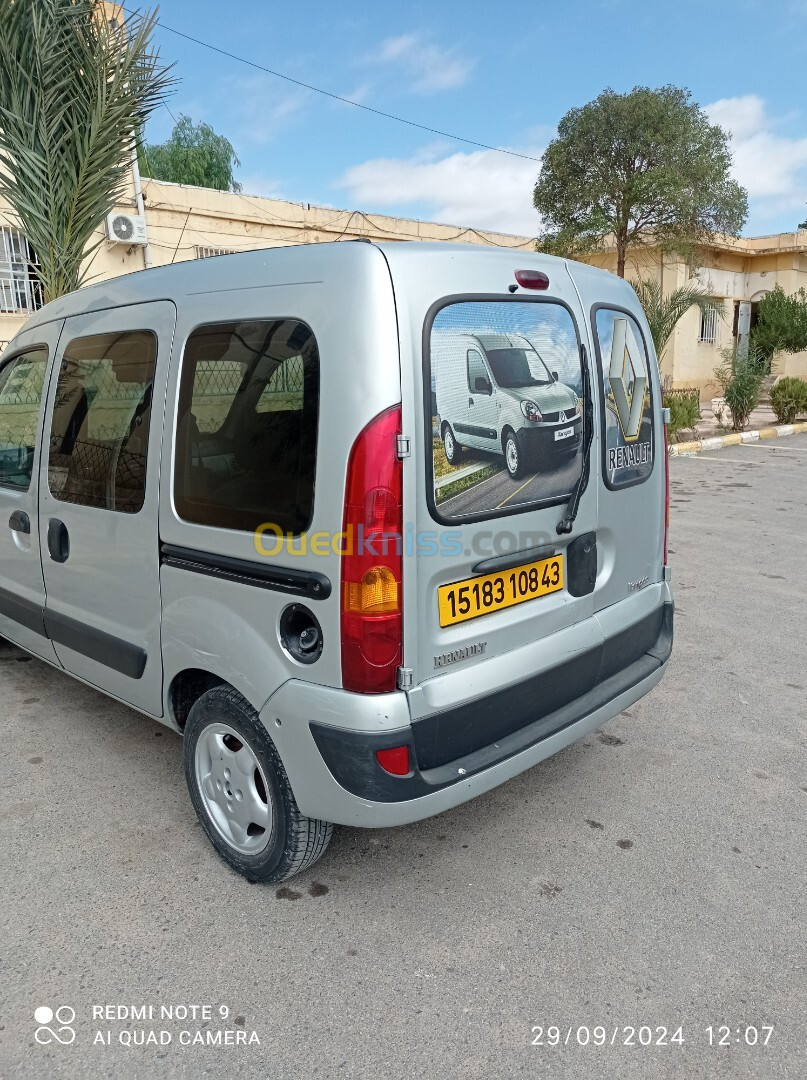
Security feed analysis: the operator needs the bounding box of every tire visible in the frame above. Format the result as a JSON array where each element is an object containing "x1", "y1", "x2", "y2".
[
  {"x1": 443, "y1": 424, "x2": 462, "y2": 465},
  {"x1": 183, "y1": 686, "x2": 333, "y2": 883},
  {"x1": 503, "y1": 430, "x2": 525, "y2": 479}
]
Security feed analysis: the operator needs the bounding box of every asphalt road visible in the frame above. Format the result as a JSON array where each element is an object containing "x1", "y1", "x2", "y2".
[
  {"x1": 439, "y1": 444, "x2": 582, "y2": 515},
  {"x1": 2, "y1": 435, "x2": 806, "y2": 1080}
]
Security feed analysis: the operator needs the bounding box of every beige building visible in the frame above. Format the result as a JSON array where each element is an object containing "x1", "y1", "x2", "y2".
[{"x1": 2, "y1": 173, "x2": 806, "y2": 397}]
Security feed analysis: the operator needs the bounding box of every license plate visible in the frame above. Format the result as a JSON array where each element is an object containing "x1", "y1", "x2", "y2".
[
  {"x1": 554, "y1": 425, "x2": 574, "y2": 441},
  {"x1": 438, "y1": 555, "x2": 564, "y2": 628}
]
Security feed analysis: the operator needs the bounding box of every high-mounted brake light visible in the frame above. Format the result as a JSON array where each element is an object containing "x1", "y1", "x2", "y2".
[
  {"x1": 341, "y1": 405, "x2": 403, "y2": 693},
  {"x1": 514, "y1": 269, "x2": 550, "y2": 291}
]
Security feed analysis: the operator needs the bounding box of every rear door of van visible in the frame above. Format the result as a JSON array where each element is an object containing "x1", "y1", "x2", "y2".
[
  {"x1": 566, "y1": 263, "x2": 666, "y2": 627},
  {"x1": 384, "y1": 247, "x2": 601, "y2": 698}
]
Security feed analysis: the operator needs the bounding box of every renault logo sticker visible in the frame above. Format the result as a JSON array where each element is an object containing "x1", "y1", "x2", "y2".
[{"x1": 609, "y1": 318, "x2": 647, "y2": 442}]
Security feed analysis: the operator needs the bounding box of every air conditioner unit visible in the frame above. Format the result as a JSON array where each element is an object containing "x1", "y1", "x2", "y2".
[{"x1": 106, "y1": 212, "x2": 148, "y2": 246}]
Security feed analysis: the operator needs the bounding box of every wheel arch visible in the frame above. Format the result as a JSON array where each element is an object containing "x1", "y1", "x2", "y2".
[{"x1": 167, "y1": 668, "x2": 228, "y2": 730}]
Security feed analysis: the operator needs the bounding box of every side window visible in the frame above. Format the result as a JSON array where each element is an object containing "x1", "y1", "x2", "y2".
[
  {"x1": 467, "y1": 348, "x2": 489, "y2": 394},
  {"x1": 174, "y1": 319, "x2": 319, "y2": 535},
  {"x1": 593, "y1": 308, "x2": 654, "y2": 489},
  {"x1": 48, "y1": 331, "x2": 157, "y2": 513},
  {"x1": 0, "y1": 346, "x2": 48, "y2": 490}
]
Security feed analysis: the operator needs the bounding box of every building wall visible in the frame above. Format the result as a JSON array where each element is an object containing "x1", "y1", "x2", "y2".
[
  {"x1": 0, "y1": 179, "x2": 535, "y2": 348},
  {"x1": 2, "y1": 173, "x2": 807, "y2": 397},
  {"x1": 588, "y1": 239, "x2": 807, "y2": 396}
]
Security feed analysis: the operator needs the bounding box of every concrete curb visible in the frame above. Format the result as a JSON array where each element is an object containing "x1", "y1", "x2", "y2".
[{"x1": 670, "y1": 421, "x2": 807, "y2": 457}]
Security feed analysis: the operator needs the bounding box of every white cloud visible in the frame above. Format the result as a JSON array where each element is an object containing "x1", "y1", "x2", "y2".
[
  {"x1": 237, "y1": 175, "x2": 286, "y2": 200},
  {"x1": 222, "y1": 74, "x2": 309, "y2": 146},
  {"x1": 706, "y1": 95, "x2": 807, "y2": 223},
  {"x1": 336, "y1": 143, "x2": 542, "y2": 235},
  {"x1": 370, "y1": 33, "x2": 473, "y2": 94}
]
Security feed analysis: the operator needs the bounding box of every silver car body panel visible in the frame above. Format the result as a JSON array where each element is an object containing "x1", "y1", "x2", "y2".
[{"x1": 2, "y1": 241, "x2": 672, "y2": 829}]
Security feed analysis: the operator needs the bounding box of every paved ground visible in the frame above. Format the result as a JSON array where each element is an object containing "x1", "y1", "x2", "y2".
[
  {"x1": 439, "y1": 444, "x2": 582, "y2": 515},
  {"x1": 1, "y1": 436, "x2": 806, "y2": 1080}
]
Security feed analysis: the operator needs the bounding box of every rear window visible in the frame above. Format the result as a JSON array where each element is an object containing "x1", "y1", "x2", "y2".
[
  {"x1": 428, "y1": 299, "x2": 583, "y2": 522},
  {"x1": 174, "y1": 319, "x2": 319, "y2": 535},
  {"x1": 592, "y1": 307, "x2": 654, "y2": 489}
]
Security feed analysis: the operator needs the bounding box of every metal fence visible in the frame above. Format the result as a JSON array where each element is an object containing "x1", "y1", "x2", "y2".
[
  {"x1": 193, "y1": 356, "x2": 305, "y2": 397},
  {"x1": 2, "y1": 355, "x2": 306, "y2": 407}
]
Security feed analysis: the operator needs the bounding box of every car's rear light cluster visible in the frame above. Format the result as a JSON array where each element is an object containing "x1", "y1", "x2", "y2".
[{"x1": 341, "y1": 405, "x2": 403, "y2": 693}]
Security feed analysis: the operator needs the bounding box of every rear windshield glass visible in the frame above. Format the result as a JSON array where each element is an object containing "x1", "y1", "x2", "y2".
[
  {"x1": 429, "y1": 300, "x2": 583, "y2": 521},
  {"x1": 592, "y1": 307, "x2": 654, "y2": 489},
  {"x1": 174, "y1": 319, "x2": 319, "y2": 535}
]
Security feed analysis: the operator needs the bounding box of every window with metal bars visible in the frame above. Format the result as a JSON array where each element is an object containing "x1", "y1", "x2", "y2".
[
  {"x1": 194, "y1": 245, "x2": 238, "y2": 259},
  {"x1": 698, "y1": 306, "x2": 720, "y2": 344},
  {"x1": 0, "y1": 228, "x2": 43, "y2": 314}
]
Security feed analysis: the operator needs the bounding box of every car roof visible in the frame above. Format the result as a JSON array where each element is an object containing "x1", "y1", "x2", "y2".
[{"x1": 21, "y1": 239, "x2": 625, "y2": 332}]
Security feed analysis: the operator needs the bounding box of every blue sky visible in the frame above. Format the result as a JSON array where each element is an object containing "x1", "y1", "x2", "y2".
[{"x1": 142, "y1": 0, "x2": 807, "y2": 237}]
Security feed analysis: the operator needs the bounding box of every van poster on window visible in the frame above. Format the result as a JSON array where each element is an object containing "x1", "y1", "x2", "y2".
[{"x1": 429, "y1": 300, "x2": 585, "y2": 521}]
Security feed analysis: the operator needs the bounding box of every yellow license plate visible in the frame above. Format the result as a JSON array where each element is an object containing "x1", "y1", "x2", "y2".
[{"x1": 437, "y1": 555, "x2": 564, "y2": 628}]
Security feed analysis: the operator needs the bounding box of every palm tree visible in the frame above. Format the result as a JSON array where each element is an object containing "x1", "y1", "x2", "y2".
[
  {"x1": 0, "y1": 0, "x2": 173, "y2": 303},
  {"x1": 632, "y1": 278, "x2": 724, "y2": 361}
]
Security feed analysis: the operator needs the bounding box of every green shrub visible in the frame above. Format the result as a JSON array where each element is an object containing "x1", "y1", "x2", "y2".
[
  {"x1": 663, "y1": 388, "x2": 700, "y2": 436},
  {"x1": 769, "y1": 377, "x2": 807, "y2": 424},
  {"x1": 714, "y1": 346, "x2": 765, "y2": 432}
]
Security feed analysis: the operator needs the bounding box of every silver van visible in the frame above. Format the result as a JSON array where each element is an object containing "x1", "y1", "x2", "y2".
[
  {"x1": 0, "y1": 243, "x2": 672, "y2": 883},
  {"x1": 435, "y1": 329, "x2": 583, "y2": 478}
]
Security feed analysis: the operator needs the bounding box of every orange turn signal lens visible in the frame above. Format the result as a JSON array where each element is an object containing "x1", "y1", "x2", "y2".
[{"x1": 343, "y1": 565, "x2": 399, "y2": 613}]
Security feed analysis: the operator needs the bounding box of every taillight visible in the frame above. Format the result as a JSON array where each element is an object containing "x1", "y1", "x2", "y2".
[
  {"x1": 341, "y1": 405, "x2": 403, "y2": 693},
  {"x1": 663, "y1": 419, "x2": 670, "y2": 566}
]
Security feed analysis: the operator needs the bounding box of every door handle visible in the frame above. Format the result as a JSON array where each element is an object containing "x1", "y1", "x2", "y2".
[
  {"x1": 9, "y1": 510, "x2": 30, "y2": 534},
  {"x1": 47, "y1": 518, "x2": 70, "y2": 563},
  {"x1": 468, "y1": 397, "x2": 474, "y2": 406}
]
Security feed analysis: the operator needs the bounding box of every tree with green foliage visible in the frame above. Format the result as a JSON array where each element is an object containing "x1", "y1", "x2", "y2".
[
  {"x1": 140, "y1": 115, "x2": 242, "y2": 192},
  {"x1": 633, "y1": 278, "x2": 723, "y2": 361},
  {"x1": 715, "y1": 343, "x2": 766, "y2": 432},
  {"x1": 0, "y1": 0, "x2": 173, "y2": 302},
  {"x1": 752, "y1": 285, "x2": 807, "y2": 364},
  {"x1": 534, "y1": 86, "x2": 748, "y2": 278}
]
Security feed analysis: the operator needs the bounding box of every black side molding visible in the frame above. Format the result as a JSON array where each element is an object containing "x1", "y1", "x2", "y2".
[
  {"x1": 43, "y1": 610, "x2": 147, "y2": 679},
  {"x1": 160, "y1": 543, "x2": 332, "y2": 601},
  {"x1": 0, "y1": 586, "x2": 46, "y2": 636}
]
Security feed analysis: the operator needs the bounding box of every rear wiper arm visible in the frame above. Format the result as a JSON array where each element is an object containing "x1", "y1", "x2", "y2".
[{"x1": 557, "y1": 344, "x2": 594, "y2": 535}]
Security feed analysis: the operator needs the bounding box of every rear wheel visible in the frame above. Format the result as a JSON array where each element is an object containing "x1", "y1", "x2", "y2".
[
  {"x1": 184, "y1": 686, "x2": 333, "y2": 883},
  {"x1": 503, "y1": 430, "x2": 525, "y2": 479},
  {"x1": 443, "y1": 424, "x2": 462, "y2": 465}
]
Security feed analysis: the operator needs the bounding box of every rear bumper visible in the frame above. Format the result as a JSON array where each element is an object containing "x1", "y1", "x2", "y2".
[{"x1": 263, "y1": 597, "x2": 673, "y2": 828}]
